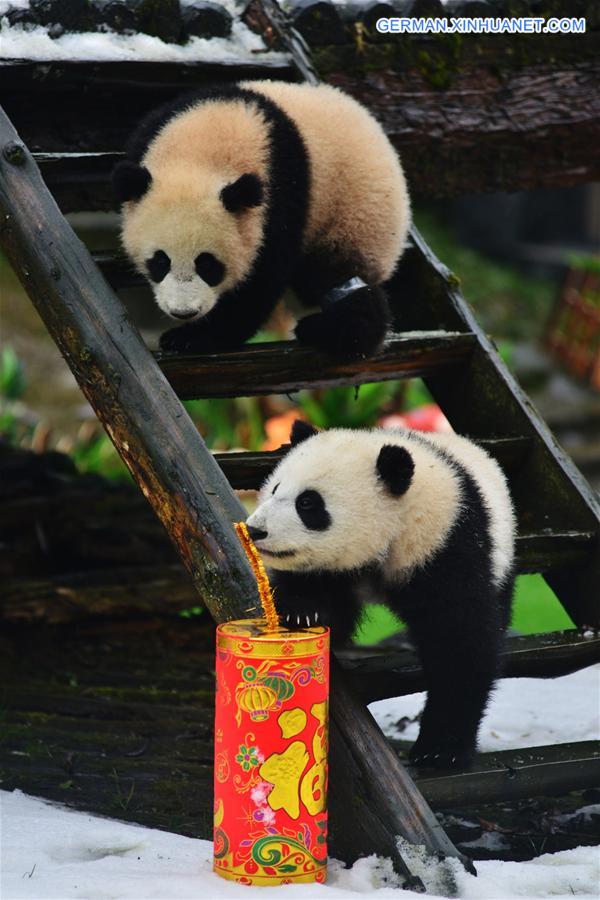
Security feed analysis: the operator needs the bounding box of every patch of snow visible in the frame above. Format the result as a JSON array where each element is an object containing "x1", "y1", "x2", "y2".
[
  {"x1": 369, "y1": 664, "x2": 600, "y2": 752},
  {"x1": 2, "y1": 791, "x2": 599, "y2": 900},
  {"x1": 0, "y1": 17, "x2": 288, "y2": 62}
]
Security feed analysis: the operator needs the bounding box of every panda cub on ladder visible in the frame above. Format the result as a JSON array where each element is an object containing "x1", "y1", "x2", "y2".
[
  {"x1": 112, "y1": 80, "x2": 410, "y2": 361},
  {"x1": 246, "y1": 421, "x2": 516, "y2": 769}
]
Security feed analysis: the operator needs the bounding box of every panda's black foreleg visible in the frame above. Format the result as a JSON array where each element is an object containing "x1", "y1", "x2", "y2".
[
  {"x1": 159, "y1": 283, "x2": 282, "y2": 353},
  {"x1": 269, "y1": 568, "x2": 364, "y2": 647},
  {"x1": 395, "y1": 585, "x2": 511, "y2": 770}
]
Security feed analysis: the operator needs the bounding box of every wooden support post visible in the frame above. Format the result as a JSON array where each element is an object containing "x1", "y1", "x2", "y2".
[{"x1": 0, "y1": 106, "x2": 468, "y2": 878}]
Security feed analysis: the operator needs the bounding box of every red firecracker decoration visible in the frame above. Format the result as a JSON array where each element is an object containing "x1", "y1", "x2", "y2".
[{"x1": 213, "y1": 524, "x2": 330, "y2": 886}]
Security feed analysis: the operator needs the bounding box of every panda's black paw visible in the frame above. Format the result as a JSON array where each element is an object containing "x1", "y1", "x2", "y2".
[
  {"x1": 409, "y1": 740, "x2": 475, "y2": 771},
  {"x1": 159, "y1": 324, "x2": 235, "y2": 355},
  {"x1": 294, "y1": 286, "x2": 388, "y2": 361},
  {"x1": 159, "y1": 324, "x2": 208, "y2": 354}
]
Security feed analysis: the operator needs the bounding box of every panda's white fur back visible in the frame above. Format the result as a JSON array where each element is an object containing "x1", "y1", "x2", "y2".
[
  {"x1": 422, "y1": 431, "x2": 515, "y2": 586},
  {"x1": 254, "y1": 427, "x2": 514, "y2": 586},
  {"x1": 242, "y1": 81, "x2": 411, "y2": 283}
]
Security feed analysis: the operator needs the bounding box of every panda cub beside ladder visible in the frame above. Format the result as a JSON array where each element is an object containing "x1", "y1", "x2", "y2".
[{"x1": 247, "y1": 420, "x2": 516, "y2": 769}]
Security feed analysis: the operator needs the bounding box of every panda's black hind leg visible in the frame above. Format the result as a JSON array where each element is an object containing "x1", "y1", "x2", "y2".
[
  {"x1": 294, "y1": 285, "x2": 389, "y2": 360},
  {"x1": 396, "y1": 580, "x2": 512, "y2": 770}
]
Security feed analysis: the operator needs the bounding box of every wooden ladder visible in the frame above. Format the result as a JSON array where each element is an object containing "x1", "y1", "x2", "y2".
[{"x1": 1, "y1": 0, "x2": 599, "y2": 880}]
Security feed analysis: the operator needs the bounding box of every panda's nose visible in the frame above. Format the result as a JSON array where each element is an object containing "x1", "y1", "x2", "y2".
[
  {"x1": 171, "y1": 309, "x2": 198, "y2": 320},
  {"x1": 247, "y1": 525, "x2": 268, "y2": 542}
]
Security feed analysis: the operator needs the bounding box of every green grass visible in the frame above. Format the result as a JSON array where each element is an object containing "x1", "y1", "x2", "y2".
[{"x1": 353, "y1": 574, "x2": 574, "y2": 645}]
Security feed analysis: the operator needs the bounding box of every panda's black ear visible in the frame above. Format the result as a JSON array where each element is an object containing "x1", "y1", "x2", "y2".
[
  {"x1": 376, "y1": 445, "x2": 414, "y2": 497},
  {"x1": 290, "y1": 420, "x2": 318, "y2": 446},
  {"x1": 112, "y1": 161, "x2": 152, "y2": 203},
  {"x1": 221, "y1": 174, "x2": 263, "y2": 213}
]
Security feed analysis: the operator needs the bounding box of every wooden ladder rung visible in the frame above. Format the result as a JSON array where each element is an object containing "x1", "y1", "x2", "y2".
[
  {"x1": 337, "y1": 628, "x2": 600, "y2": 703},
  {"x1": 411, "y1": 740, "x2": 600, "y2": 810},
  {"x1": 214, "y1": 435, "x2": 532, "y2": 489},
  {"x1": 516, "y1": 530, "x2": 597, "y2": 573},
  {"x1": 339, "y1": 629, "x2": 600, "y2": 703},
  {"x1": 155, "y1": 332, "x2": 476, "y2": 398}
]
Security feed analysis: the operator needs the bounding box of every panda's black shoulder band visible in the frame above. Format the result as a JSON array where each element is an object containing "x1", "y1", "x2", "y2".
[{"x1": 321, "y1": 277, "x2": 367, "y2": 310}]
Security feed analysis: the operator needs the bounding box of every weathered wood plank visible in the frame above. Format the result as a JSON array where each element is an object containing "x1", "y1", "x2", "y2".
[
  {"x1": 515, "y1": 531, "x2": 597, "y2": 573},
  {"x1": 339, "y1": 629, "x2": 600, "y2": 703},
  {"x1": 1, "y1": 57, "x2": 296, "y2": 154},
  {"x1": 412, "y1": 741, "x2": 600, "y2": 811},
  {"x1": 1, "y1": 530, "x2": 594, "y2": 624},
  {"x1": 156, "y1": 332, "x2": 476, "y2": 399}
]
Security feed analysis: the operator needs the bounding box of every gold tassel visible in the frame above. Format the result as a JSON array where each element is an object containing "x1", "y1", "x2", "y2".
[{"x1": 235, "y1": 522, "x2": 279, "y2": 631}]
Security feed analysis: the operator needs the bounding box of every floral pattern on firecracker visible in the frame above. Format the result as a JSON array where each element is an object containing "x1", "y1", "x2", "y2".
[{"x1": 234, "y1": 657, "x2": 326, "y2": 726}]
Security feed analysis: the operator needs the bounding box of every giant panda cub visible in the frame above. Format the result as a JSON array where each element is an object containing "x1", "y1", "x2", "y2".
[
  {"x1": 112, "y1": 81, "x2": 411, "y2": 360},
  {"x1": 246, "y1": 421, "x2": 516, "y2": 769}
]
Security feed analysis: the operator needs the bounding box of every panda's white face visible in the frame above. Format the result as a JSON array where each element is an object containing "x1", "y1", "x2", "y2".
[
  {"x1": 119, "y1": 166, "x2": 265, "y2": 323},
  {"x1": 246, "y1": 424, "x2": 482, "y2": 581},
  {"x1": 246, "y1": 428, "x2": 409, "y2": 573}
]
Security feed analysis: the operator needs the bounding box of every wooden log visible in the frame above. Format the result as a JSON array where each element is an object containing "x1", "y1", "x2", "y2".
[
  {"x1": 323, "y1": 58, "x2": 600, "y2": 197},
  {"x1": 412, "y1": 741, "x2": 600, "y2": 811},
  {"x1": 340, "y1": 629, "x2": 600, "y2": 703},
  {"x1": 0, "y1": 57, "x2": 296, "y2": 161},
  {"x1": 156, "y1": 332, "x2": 476, "y2": 399},
  {"x1": 0, "y1": 107, "x2": 466, "y2": 872}
]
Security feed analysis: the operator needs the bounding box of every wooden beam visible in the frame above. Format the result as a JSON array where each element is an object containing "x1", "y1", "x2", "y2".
[
  {"x1": 0, "y1": 57, "x2": 296, "y2": 155},
  {"x1": 156, "y1": 332, "x2": 475, "y2": 399},
  {"x1": 412, "y1": 741, "x2": 600, "y2": 810},
  {"x1": 339, "y1": 629, "x2": 600, "y2": 703},
  {"x1": 317, "y1": 37, "x2": 600, "y2": 197}
]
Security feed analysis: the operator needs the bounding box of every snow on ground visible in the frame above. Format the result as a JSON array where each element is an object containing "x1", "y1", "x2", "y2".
[
  {"x1": 1, "y1": 790, "x2": 599, "y2": 900},
  {"x1": 0, "y1": 20, "x2": 287, "y2": 62},
  {"x1": 370, "y1": 664, "x2": 600, "y2": 752}
]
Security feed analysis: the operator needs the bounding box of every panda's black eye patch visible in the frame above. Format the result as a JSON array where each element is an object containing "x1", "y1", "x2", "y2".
[
  {"x1": 146, "y1": 250, "x2": 170, "y2": 283},
  {"x1": 195, "y1": 253, "x2": 225, "y2": 287},
  {"x1": 295, "y1": 489, "x2": 330, "y2": 531}
]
